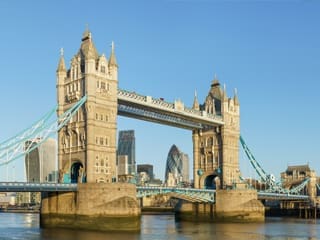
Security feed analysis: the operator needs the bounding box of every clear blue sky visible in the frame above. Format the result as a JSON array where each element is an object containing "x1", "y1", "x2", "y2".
[{"x1": 0, "y1": 0, "x2": 319, "y2": 182}]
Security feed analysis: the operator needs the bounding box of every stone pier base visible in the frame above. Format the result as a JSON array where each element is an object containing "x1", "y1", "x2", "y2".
[
  {"x1": 175, "y1": 189, "x2": 264, "y2": 222},
  {"x1": 215, "y1": 189, "x2": 264, "y2": 222},
  {"x1": 40, "y1": 183, "x2": 141, "y2": 231}
]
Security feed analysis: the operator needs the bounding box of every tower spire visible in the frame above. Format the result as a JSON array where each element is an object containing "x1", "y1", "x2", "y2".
[
  {"x1": 108, "y1": 41, "x2": 118, "y2": 67},
  {"x1": 233, "y1": 88, "x2": 239, "y2": 105},
  {"x1": 56, "y1": 48, "x2": 66, "y2": 72},
  {"x1": 192, "y1": 89, "x2": 200, "y2": 110},
  {"x1": 223, "y1": 83, "x2": 228, "y2": 101},
  {"x1": 211, "y1": 73, "x2": 220, "y2": 87}
]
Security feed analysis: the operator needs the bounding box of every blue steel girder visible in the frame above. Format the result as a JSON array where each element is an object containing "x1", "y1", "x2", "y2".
[{"x1": 136, "y1": 186, "x2": 215, "y2": 203}]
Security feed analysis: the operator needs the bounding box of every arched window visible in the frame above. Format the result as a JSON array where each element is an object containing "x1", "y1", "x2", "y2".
[{"x1": 72, "y1": 131, "x2": 78, "y2": 147}]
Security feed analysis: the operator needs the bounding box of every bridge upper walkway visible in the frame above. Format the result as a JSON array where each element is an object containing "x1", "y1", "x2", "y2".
[{"x1": 117, "y1": 89, "x2": 224, "y2": 129}]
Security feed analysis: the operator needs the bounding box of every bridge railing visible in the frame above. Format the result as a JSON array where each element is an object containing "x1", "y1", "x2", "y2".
[
  {"x1": 257, "y1": 191, "x2": 309, "y2": 201},
  {"x1": 0, "y1": 182, "x2": 78, "y2": 192}
]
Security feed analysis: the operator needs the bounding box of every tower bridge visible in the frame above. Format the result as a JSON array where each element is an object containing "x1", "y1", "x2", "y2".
[{"x1": 0, "y1": 29, "x2": 318, "y2": 230}]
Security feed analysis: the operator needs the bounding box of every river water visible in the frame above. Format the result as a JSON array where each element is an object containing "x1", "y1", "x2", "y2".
[{"x1": 0, "y1": 213, "x2": 319, "y2": 240}]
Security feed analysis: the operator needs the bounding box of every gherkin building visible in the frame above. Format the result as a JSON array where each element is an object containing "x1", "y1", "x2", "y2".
[{"x1": 165, "y1": 144, "x2": 189, "y2": 185}]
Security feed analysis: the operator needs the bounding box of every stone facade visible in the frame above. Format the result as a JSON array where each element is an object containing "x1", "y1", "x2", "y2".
[
  {"x1": 56, "y1": 30, "x2": 118, "y2": 184},
  {"x1": 281, "y1": 165, "x2": 318, "y2": 203},
  {"x1": 193, "y1": 78, "x2": 240, "y2": 189}
]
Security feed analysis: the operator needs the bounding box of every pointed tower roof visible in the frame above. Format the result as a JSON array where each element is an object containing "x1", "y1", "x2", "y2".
[
  {"x1": 223, "y1": 84, "x2": 228, "y2": 101},
  {"x1": 233, "y1": 88, "x2": 239, "y2": 105},
  {"x1": 79, "y1": 27, "x2": 99, "y2": 60},
  {"x1": 108, "y1": 41, "x2": 118, "y2": 67},
  {"x1": 192, "y1": 90, "x2": 200, "y2": 110},
  {"x1": 211, "y1": 73, "x2": 220, "y2": 87},
  {"x1": 56, "y1": 48, "x2": 66, "y2": 72}
]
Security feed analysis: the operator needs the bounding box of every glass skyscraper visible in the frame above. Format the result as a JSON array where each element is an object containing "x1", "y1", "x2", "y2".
[
  {"x1": 25, "y1": 138, "x2": 57, "y2": 183},
  {"x1": 117, "y1": 130, "x2": 136, "y2": 175},
  {"x1": 165, "y1": 144, "x2": 189, "y2": 186}
]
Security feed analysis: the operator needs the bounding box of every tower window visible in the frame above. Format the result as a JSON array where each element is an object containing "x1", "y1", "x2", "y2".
[
  {"x1": 101, "y1": 82, "x2": 106, "y2": 89},
  {"x1": 101, "y1": 66, "x2": 106, "y2": 73}
]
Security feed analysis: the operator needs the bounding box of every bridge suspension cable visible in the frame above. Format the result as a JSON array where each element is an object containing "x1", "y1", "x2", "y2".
[
  {"x1": 0, "y1": 96, "x2": 87, "y2": 167},
  {"x1": 240, "y1": 136, "x2": 277, "y2": 186},
  {"x1": 240, "y1": 136, "x2": 309, "y2": 195},
  {"x1": 0, "y1": 107, "x2": 56, "y2": 151}
]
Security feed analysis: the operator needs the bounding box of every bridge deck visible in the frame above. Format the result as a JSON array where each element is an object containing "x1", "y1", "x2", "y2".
[
  {"x1": 0, "y1": 182, "x2": 77, "y2": 192},
  {"x1": 0, "y1": 183, "x2": 311, "y2": 203}
]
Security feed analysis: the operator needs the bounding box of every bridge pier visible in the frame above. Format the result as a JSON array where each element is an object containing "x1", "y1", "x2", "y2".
[
  {"x1": 40, "y1": 183, "x2": 140, "y2": 231},
  {"x1": 175, "y1": 201, "x2": 215, "y2": 221},
  {"x1": 175, "y1": 189, "x2": 264, "y2": 222}
]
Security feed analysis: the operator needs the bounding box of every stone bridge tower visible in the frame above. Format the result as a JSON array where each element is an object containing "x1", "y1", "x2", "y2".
[
  {"x1": 193, "y1": 77, "x2": 240, "y2": 189},
  {"x1": 56, "y1": 30, "x2": 118, "y2": 183}
]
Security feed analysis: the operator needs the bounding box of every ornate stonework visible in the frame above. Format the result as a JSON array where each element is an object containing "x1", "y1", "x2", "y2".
[
  {"x1": 56, "y1": 30, "x2": 118, "y2": 183},
  {"x1": 193, "y1": 77, "x2": 240, "y2": 189}
]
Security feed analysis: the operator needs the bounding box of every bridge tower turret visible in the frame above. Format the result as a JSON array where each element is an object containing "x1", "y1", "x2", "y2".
[
  {"x1": 193, "y1": 76, "x2": 240, "y2": 189},
  {"x1": 56, "y1": 29, "x2": 118, "y2": 184},
  {"x1": 221, "y1": 87, "x2": 240, "y2": 187},
  {"x1": 56, "y1": 48, "x2": 67, "y2": 117}
]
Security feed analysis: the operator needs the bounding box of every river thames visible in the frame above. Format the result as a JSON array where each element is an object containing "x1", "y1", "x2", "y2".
[{"x1": 0, "y1": 213, "x2": 319, "y2": 239}]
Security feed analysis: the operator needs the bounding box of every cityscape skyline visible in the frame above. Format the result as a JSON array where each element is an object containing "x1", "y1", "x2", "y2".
[{"x1": 0, "y1": 1, "x2": 320, "y2": 182}]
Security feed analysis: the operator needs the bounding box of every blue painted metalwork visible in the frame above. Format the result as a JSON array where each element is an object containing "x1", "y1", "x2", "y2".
[
  {"x1": 240, "y1": 136, "x2": 310, "y2": 195},
  {"x1": 240, "y1": 136, "x2": 276, "y2": 187},
  {"x1": 136, "y1": 186, "x2": 215, "y2": 203},
  {"x1": 0, "y1": 107, "x2": 56, "y2": 151},
  {"x1": 0, "y1": 96, "x2": 87, "y2": 167},
  {"x1": 0, "y1": 182, "x2": 77, "y2": 192},
  {"x1": 0, "y1": 182, "x2": 311, "y2": 203},
  {"x1": 257, "y1": 192, "x2": 309, "y2": 201}
]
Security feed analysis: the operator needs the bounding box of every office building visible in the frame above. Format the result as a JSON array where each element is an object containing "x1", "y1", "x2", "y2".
[
  {"x1": 137, "y1": 164, "x2": 154, "y2": 180},
  {"x1": 165, "y1": 144, "x2": 189, "y2": 186},
  {"x1": 117, "y1": 130, "x2": 136, "y2": 175}
]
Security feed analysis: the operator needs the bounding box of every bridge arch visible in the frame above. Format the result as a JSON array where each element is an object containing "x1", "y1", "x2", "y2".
[
  {"x1": 200, "y1": 173, "x2": 220, "y2": 189},
  {"x1": 70, "y1": 161, "x2": 83, "y2": 183}
]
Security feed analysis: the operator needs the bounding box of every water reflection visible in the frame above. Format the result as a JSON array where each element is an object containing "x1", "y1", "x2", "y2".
[{"x1": 0, "y1": 213, "x2": 319, "y2": 240}]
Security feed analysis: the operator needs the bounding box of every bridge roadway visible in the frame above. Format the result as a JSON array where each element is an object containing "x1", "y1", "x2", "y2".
[{"x1": 0, "y1": 182, "x2": 310, "y2": 203}]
